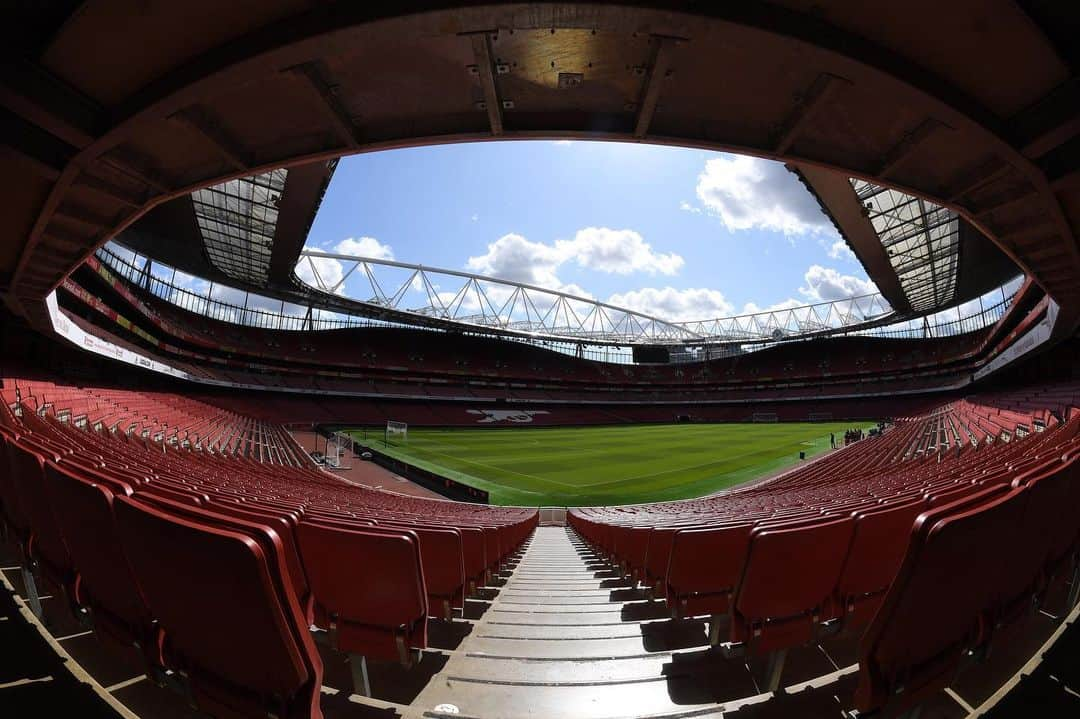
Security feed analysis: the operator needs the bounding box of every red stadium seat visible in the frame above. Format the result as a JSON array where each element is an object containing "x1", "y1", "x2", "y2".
[
  {"x1": 829, "y1": 500, "x2": 927, "y2": 631},
  {"x1": 0, "y1": 429, "x2": 30, "y2": 542},
  {"x1": 42, "y1": 461, "x2": 165, "y2": 668},
  {"x1": 382, "y1": 521, "x2": 466, "y2": 619},
  {"x1": 5, "y1": 438, "x2": 79, "y2": 608},
  {"x1": 855, "y1": 485, "x2": 1020, "y2": 716},
  {"x1": 113, "y1": 495, "x2": 324, "y2": 719},
  {"x1": 726, "y1": 516, "x2": 855, "y2": 689},
  {"x1": 295, "y1": 520, "x2": 428, "y2": 669},
  {"x1": 665, "y1": 523, "x2": 752, "y2": 621}
]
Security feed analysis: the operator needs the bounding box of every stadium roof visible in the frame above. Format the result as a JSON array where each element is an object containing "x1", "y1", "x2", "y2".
[
  {"x1": 293, "y1": 248, "x2": 896, "y2": 345},
  {"x1": 3, "y1": 1, "x2": 1079, "y2": 345},
  {"x1": 192, "y1": 169, "x2": 287, "y2": 285},
  {"x1": 851, "y1": 179, "x2": 960, "y2": 313},
  {"x1": 92, "y1": 239, "x2": 1021, "y2": 351}
]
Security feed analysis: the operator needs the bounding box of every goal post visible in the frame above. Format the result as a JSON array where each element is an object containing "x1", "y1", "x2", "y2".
[
  {"x1": 326, "y1": 430, "x2": 353, "y2": 469},
  {"x1": 385, "y1": 420, "x2": 408, "y2": 447}
]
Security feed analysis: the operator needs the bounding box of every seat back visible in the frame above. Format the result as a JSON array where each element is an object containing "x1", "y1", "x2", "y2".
[
  {"x1": 205, "y1": 498, "x2": 313, "y2": 617},
  {"x1": 831, "y1": 500, "x2": 926, "y2": 626},
  {"x1": 645, "y1": 524, "x2": 704, "y2": 590},
  {"x1": 382, "y1": 521, "x2": 465, "y2": 614},
  {"x1": 42, "y1": 462, "x2": 160, "y2": 658},
  {"x1": 994, "y1": 455, "x2": 1080, "y2": 619},
  {"x1": 0, "y1": 429, "x2": 31, "y2": 537},
  {"x1": 731, "y1": 517, "x2": 855, "y2": 652},
  {"x1": 666, "y1": 523, "x2": 752, "y2": 617},
  {"x1": 114, "y1": 495, "x2": 322, "y2": 719},
  {"x1": 6, "y1": 440, "x2": 74, "y2": 585},
  {"x1": 855, "y1": 484, "x2": 1017, "y2": 715},
  {"x1": 296, "y1": 520, "x2": 427, "y2": 661}
]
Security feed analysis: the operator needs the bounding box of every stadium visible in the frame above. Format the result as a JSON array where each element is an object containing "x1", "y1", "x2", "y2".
[{"x1": 1, "y1": 2, "x2": 1080, "y2": 718}]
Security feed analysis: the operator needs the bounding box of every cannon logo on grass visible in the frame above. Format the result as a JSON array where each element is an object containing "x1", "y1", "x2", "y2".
[{"x1": 467, "y1": 409, "x2": 550, "y2": 424}]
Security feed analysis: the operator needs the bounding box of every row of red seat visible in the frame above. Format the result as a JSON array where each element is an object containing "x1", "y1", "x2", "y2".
[
  {"x1": 858, "y1": 450, "x2": 1080, "y2": 715},
  {"x1": 0, "y1": 388, "x2": 536, "y2": 717},
  {"x1": 570, "y1": 391, "x2": 1080, "y2": 714},
  {"x1": 4, "y1": 378, "x2": 310, "y2": 467}
]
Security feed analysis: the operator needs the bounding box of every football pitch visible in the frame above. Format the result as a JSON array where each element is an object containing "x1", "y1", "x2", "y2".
[{"x1": 352, "y1": 422, "x2": 875, "y2": 506}]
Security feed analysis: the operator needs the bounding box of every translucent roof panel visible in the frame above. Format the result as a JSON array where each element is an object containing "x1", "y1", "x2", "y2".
[
  {"x1": 851, "y1": 179, "x2": 959, "y2": 312},
  {"x1": 192, "y1": 168, "x2": 288, "y2": 286}
]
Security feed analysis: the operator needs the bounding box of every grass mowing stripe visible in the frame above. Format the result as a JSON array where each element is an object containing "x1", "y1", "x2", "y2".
[{"x1": 353, "y1": 421, "x2": 876, "y2": 506}]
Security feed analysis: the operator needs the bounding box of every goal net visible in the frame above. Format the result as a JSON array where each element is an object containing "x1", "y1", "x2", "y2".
[
  {"x1": 385, "y1": 420, "x2": 408, "y2": 447},
  {"x1": 326, "y1": 431, "x2": 353, "y2": 469}
]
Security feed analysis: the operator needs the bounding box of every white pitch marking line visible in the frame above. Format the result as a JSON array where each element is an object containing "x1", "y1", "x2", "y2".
[
  {"x1": 105, "y1": 675, "x2": 147, "y2": 693},
  {"x1": 0, "y1": 676, "x2": 54, "y2": 690}
]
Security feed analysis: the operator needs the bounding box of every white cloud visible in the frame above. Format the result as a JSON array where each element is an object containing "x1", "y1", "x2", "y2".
[
  {"x1": 606, "y1": 286, "x2": 734, "y2": 322},
  {"x1": 679, "y1": 200, "x2": 702, "y2": 215},
  {"x1": 556, "y1": 227, "x2": 683, "y2": 276},
  {"x1": 603, "y1": 266, "x2": 880, "y2": 324},
  {"x1": 740, "y1": 298, "x2": 805, "y2": 315},
  {"x1": 466, "y1": 233, "x2": 566, "y2": 288},
  {"x1": 465, "y1": 228, "x2": 681, "y2": 292},
  {"x1": 296, "y1": 252, "x2": 344, "y2": 290},
  {"x1": 694, "y1": 155, "x2": 833, "y2": 235},
  {"x1": 799, "y1": 264, "x2": 878, "y2": 302},
  {"x1": 334, "y1": 236, "x2": 394, "y2": 261},
  {"x1": 826, "y1": 239, "x2": 857, "y2": 262},
  {"x1": 295, "y1": 236, "x2": 394, "y2": 292},
  {"x1": 470, "y1": 213, "x2": 479, "y2": 222}
]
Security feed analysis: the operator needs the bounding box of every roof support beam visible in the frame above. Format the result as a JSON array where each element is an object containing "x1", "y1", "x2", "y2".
[
  {"x1": 73, "y1": 173, "x2": 142, "y2": 208},
  {"x1": 971, "y1": 187, "x2": 1039, "y2": 218},
  {"x1": 634, "y1": 36, "x2": 678, "y2": 139},
  {"x1": 53, "y1": 203, "x2": 114, "y2": 230},
  {"x1": 468, "y1": 32, "x2": 504, "y2": 136},
  {"x1": 773, "y1": 73, "x2": 848, "y2": 154},
  {"x1": 99, "y1": 151, "x2": 171, "y2": 195},
  {"x1": 878, "y1": 119, "x2": 946, "y2": 179},
  {"x1": 171, "y1": 107, "x2": 251, "y2": 172},
  {"x1": 946, "y1": 160, "x2": 1013, "y2": 204},
  {"x1": 287, "y1": 63, "x2": 361, "y2": 149},
  {"x1": 0, "y1": 60, "x2": 102, "y2": 150},
  {"x1": 43, "y1": 225, "x2": 94, "y2": 251},
  {"x1": 1010, "y1": 77, "x2": 1080, "y2": 159},
  {"x1": 0, "y1": 105, "x2": 75, "y2": 180},
  {"x1": 0, "y1": 141, "x2": 61, "y2": 181}
]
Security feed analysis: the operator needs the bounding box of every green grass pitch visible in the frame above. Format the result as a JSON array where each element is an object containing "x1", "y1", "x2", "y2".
[{"x1": 352, "y1": 422, "x2": 876, "y2": 507}]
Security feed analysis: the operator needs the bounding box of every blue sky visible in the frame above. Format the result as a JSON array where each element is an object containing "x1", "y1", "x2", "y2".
[{"x1": 302, "y1": 140, "x2": 878, "y2": 321}]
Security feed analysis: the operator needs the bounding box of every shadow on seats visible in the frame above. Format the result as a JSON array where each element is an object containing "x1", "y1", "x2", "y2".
[
  {"x1": 621, "y1": 600, "x2": 670, "y2": 621},
  {"x1": 641, "y1": 618, "x2": 709, "y2": 652},
  {"x1": 725, "y1": 673, "x2": 859, "y2": 718},
  {"x1": 609, "y1": 587, "x2": 651, "y2": 602},
  {"x1": 601, "y1": 577, "x2": 635, "y2": 589},
  {"x1": 316, "y1": 645, "x2": 448, "y2": 705},
  {"x1": 462, "y1": 599, "x2": 491, "y2": 620},
  {"x1": 661, "y1": 647, "x2": 759, "y2": 705},
  {"x1": 427, "y1": 619, "x2": 474, "y2": 651},
  {"x1": 365, "y1": 650, "x2": 449, "y2": 705}
]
